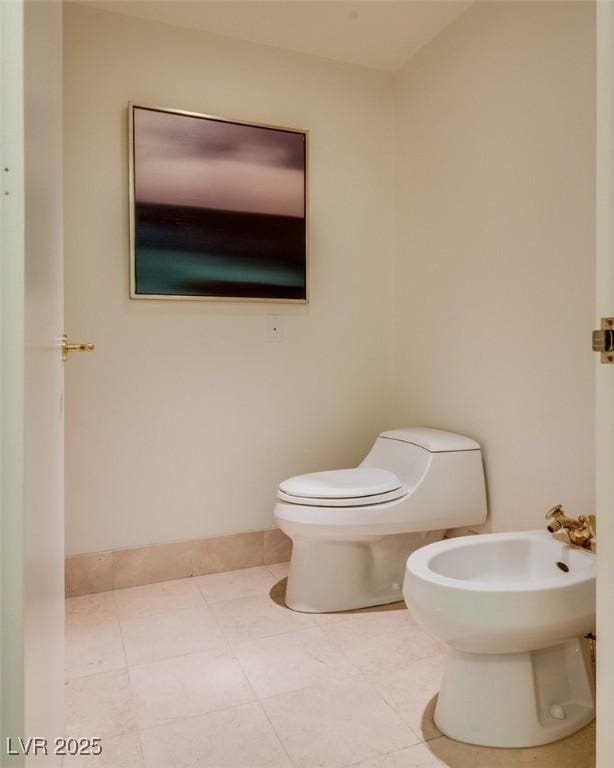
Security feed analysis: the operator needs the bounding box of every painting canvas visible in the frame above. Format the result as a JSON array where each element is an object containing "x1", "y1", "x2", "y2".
[{"x1": 129, "y1": 105, "x2": 307, "y2": 301}]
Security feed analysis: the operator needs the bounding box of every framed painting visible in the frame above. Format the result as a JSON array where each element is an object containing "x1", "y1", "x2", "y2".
[{"x1": 128, "y1": 104, "x2": 308, "y2": 302}]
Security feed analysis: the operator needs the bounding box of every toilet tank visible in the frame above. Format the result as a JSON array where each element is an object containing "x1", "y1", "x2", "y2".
[{"x1": 361, "y1": 428, "x2": 488, "y2": 529}]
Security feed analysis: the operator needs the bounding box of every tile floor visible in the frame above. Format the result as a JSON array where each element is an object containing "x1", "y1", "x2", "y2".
[{"x1": 64, "y1": 563, "x2": 595, "y2": 768}]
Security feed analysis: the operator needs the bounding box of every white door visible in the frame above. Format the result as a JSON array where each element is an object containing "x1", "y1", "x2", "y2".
[
  {"x1": 22, "y1": 0, "x2": 65, "y2": 760},
  {"x1": 596, "y1": 3, "x2": 614, "y2": 766},
  {"x1": 1, "y1": 0, "x2": 65, "y2": 762},
  {"x1": 0, "y1": 0, "x2": 27, "y2": 752}
]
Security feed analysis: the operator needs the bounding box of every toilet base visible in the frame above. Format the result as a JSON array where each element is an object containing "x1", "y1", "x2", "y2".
[
  {"x1": 285, "y1": 530, "x2": 444, "y2": 613},
  {"x1": 435, "y1": 638, "x2": 595, "y2": 747}
]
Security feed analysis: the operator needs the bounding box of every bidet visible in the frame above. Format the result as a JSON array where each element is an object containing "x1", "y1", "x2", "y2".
[{"x1": 404, "y1": 530, "x2": 596, "y2": 747}]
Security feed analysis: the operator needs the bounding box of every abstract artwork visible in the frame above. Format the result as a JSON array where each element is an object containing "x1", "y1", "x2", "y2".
[{"x1": 129, "y1": 104, "x2": 308, "y2": 301}]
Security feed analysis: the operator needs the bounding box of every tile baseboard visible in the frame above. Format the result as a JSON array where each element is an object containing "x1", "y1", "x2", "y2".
[{"x1": 65, "y1": 528, "x2": 292, "y2": 597}]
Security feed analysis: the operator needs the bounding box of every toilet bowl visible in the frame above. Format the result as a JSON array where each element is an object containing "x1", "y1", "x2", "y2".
[
  {"x1": 274, "y1": 428, "x2": 487, "y2": 613},
  {"x1": 404, "y1": 530, "x2": 596, "y2": 748}
]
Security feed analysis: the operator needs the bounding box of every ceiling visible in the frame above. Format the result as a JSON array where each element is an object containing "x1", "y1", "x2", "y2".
[{"x1": 76, "y1": 1, "x2": 472, "y2": 72}]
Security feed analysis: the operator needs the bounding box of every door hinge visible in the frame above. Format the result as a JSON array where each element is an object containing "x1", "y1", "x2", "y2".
[{"x1": 592, "y1": 317, "x2": 614, "y2": 363}]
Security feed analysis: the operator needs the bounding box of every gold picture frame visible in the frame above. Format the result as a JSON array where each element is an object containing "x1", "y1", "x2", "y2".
[{"x1": 128, "y1": 103, "x2": 309, "y2": 302}]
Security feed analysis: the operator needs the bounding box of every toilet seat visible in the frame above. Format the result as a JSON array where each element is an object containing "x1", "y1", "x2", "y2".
[
  {"x1": 278, "y1": 467, "x2": 407, "y2": 507},
  {"x1": 277, "y1": 487, "x2": 407, "y2": 507}
]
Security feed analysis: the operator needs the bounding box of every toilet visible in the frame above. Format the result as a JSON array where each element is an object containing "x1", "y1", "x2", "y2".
[
  {"x1": 274, "y1": 428, "x2": 488, "y2": 613},
  {"x1": 404, "y1": 530, "x2": 596, "y2": 747}
]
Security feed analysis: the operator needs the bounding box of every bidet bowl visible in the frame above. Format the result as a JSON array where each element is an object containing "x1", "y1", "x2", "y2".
[
  {"x1": 404, "y1": 530, "x2": 595, "y2": 654},
  {"x1": 403, "y1": 530, "x2": 596, "y2": 748}
]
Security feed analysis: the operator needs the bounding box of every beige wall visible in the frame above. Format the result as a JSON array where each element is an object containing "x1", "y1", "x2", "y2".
[
  {"x1": 64, "y1": 1, "x2": 596, "y2": 556},
  {"x1": 393, "y1": 1, "x2": 596, "y2": 532},
  {"x1": 63, "y1": 3, "x2": 395, "y2": 555}
]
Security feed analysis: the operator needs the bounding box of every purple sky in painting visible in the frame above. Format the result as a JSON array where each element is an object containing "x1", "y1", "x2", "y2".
[{"x1": 134, "y1": 107, "x2": 305, "y2": 218}]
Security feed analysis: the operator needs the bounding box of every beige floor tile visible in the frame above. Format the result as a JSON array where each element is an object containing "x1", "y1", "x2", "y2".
[
  {"x1": 115, "y1": 578, "x2": 204, "y2": 619},
  {"x1": 66, "y1": 592, "x2": 118, "y2": 627},
  {"x1": 268, "y1": 562, "x2": 290, "y2": 580},
  {"x1": 140, "y1": 702, "x2": 291, "y2": 768},
  {"x1": 426, "y1": 720, "x2": 595, "y2": 767},
  {"x1": 315, "y1": 602, "x2": 415, "y2": 631},
  {"x1": 211, "y1": 593, "x2": 316, "y2": 644},
  {"x1": 129, "y1": 646, "x2": 255, "y2": 728},
  {"x1": 61, "y1": 732, "x2": 144, "y2": 768},
  {"x1": 323, "y1": 619, "x2": 444, "y2": 674},
  {"x1": 120, "y1": 606, "x2": 226, "y2": 666},
  {"x1": 532, "y1": 721, "x2": 595, "y2": 768},
  {"x1": 367, "y1": 654, "x2": 446, "y2": 740},
  {"x1": 262, "y1": 677, "x2": 420, "y2": 768},
  {"x1": 196, "y1": 566, "x2": 276, "y2": 605},
  {"x1": 353, "y1": 742, "x2": 444, "y2": 768},
  {"x1": 234, "y1": 626, "x2": 359, "y2": 698},
  {"x1": 65, "y1": 669, "x2": 137, "y2": 740},
  {"x1": 66, "y1": 622, "x2": 126, "y2": 679}
]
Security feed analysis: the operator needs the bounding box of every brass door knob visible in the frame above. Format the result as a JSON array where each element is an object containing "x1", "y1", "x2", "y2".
[{"x1": 61, "y1": 334, "x2": 95, "y2": 362}]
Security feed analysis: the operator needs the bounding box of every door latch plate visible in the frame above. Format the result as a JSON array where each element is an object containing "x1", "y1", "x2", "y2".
[{"x1": 592, "y1": 318, "x2": 614, "y2": 363}]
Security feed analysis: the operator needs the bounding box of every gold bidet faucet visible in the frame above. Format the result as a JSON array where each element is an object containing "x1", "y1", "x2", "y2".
[{"x1": 545, "y1": 505, "x2": 596, "y2": 551}]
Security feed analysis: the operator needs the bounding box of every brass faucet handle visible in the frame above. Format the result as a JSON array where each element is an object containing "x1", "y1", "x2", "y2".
[
  {"x1": 588, "y1": 514, "x2": 596, "y2": 533},
  {"x1": 545, "y1": 504, "x2": 564, "y2": 521},
  {"x1": 545, "y1": 506, "x2": 596, "y2": 551},
  {"x1": 578, "y1": 514, "x2": 596, "y2": 537},
  {"x1": 545, "y1": 504, "x2": 568, "y2": 534}
]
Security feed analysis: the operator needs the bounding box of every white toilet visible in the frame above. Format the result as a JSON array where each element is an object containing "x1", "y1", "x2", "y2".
[
  {"x1": 274, "y1": 428, "x2": 487, "y2": 613},
  {"x1": 404, "y1": 530, "x2": 596, "y2": 747}
]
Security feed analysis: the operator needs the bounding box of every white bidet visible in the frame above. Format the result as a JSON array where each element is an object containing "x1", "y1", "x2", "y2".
[{"x1": 404, "y1": 530, "x2": 596, "y2": 748}]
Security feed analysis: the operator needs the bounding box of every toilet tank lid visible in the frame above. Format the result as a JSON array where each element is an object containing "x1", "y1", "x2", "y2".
[{"x1": 380, "y1": 428, "x2": 480, "y2": 453}]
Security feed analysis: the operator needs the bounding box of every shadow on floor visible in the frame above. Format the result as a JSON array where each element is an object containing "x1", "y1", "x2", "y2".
[{"x1": 422, "y1": 696, "x2": 596, "y2": 768}]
